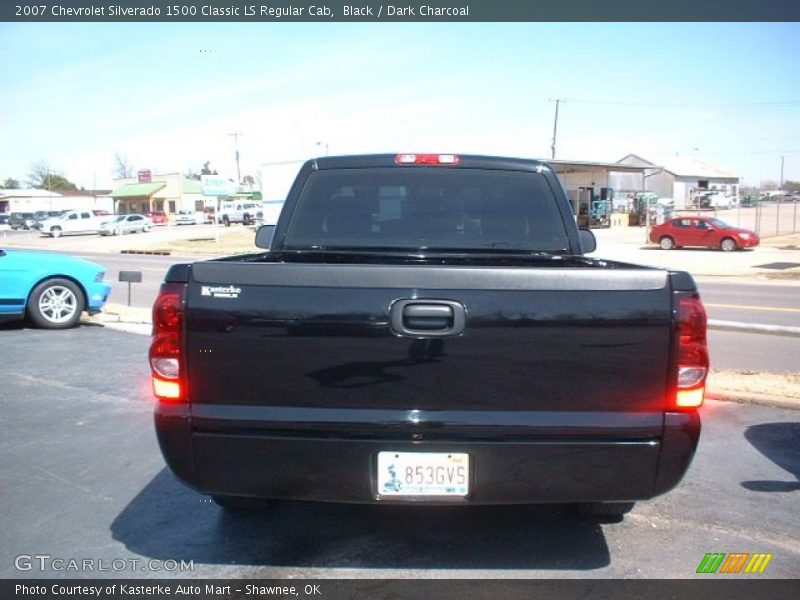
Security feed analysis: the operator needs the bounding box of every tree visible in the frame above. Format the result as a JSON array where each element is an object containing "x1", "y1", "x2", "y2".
[
  {"x1": 113, "y1": 153, "x2": 133, "y2": 179},
  {"x1": 2, "y1": 177, "x2": 20, "y2": 189},
  {"x1": 242, "y1": 175, "x2": 255, "y2": 190},
  {"x1": 783, "y1": 180, "x2": 800, "y2": 193},
  {"x1": 28, "y1": 161, "x2": 77, "y2": 191},
  {"x1": 200, "y1": 161, "x2": 218, "y2": 176}
]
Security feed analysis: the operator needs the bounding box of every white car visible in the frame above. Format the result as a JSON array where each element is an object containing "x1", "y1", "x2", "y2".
[
  {"x1": 98, "y1": 214, "x2": 152, "y2": 236},
  {"x1": 173, "y1": 210, "x2": 198, "y2": 225}
]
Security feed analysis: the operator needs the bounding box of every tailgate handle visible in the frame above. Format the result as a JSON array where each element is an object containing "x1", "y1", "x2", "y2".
[{"x1": 391, "y1": 300, "x2": 466, "y2": 338}]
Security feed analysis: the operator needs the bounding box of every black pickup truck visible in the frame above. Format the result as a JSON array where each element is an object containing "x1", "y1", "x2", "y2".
[{"x1": 151, "y1": 154, "x2": 708, "y2": 518}]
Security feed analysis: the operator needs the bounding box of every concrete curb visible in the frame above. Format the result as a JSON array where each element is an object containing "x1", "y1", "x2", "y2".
[
  {"x1": 708, "y1": 319, "x2": 800, "y2": 337},
  {"x1": 706, "y1": 391, "x2": 800, "y2": 411}
]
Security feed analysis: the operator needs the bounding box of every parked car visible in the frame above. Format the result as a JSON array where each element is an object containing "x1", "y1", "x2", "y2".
[
  {"x1": 98, "y1": 214, "x2": 152, "y2": 236},
  {"x1": 39, "y1": 210, "x2": 103, "y2": 238},
  {"x1": 147, "y1": 211, "x2": 168, "y2": 225},
  {"x1": 202, "y1": 206, "x2": 216, "y2": 224},
  {"x1": 173, "y1": 209, "x2": 198, "y2": 225},
  {"x1": 218, "y1": 200, "x2": 261, "y2": 226},
  {"x1": 9, "y1": 212, "x2": 36, "y2": 230},
  {"x1": 0, "y1": 248, "x2": 111, "y2": 328},
  {"x1": 649, "y1": 216, "x2": 759, "y2": 251},
  {"x1": 0, "y1": 214, "x2": 10, "y2": 231}
]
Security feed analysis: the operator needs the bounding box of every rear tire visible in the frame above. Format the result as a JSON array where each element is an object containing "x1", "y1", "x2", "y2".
[
  {"x1": 573, "y1": 501, "x2": 635, "y2": 522},
  {"x1": 222, "y1": 215, "x2": 231, "y2": 227},
  {"x1": 720, "y1": 237, "x2": 737, "y2": 252},
  {"x1": 51, "y1": 227, "x2": 62, "y2": 239},
  {"x1": 243, "y1": 214, "x2": 251, "y2": 226},
  {"x1": 211, "y1": 495, "x2": 271, "y2": 511},
  {"x1": 659, "y1": 236, "x2": 675, "y2": 250}
]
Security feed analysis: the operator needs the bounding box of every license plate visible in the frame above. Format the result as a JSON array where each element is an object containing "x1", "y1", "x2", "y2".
[{"x1": 377, "y1": 452, "x2": 469, "y2": 497}]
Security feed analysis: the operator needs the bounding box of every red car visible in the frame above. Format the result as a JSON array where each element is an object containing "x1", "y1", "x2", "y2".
[
  {"x1": 147, "y1": 211, "x2": 168, "y2": 225},
  {"x1": 649, "y1": 216, "x2": 759, "y2": 252}
]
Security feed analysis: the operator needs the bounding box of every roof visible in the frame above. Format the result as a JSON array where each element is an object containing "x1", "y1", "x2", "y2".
[
  {"x1": 58, "y1": 189, "x2": 112, "y2": 196},
  {"x1": 549, "y1": 159, "x2": 649, "y2": 174},
  {"x1": 0, "y1": 188, "x2": 64, "y2": 198},
  {"x1": 658, "y1": 157, "x2": 738, "y2": 179},
  {"x1": 109, "y1": 182, "x2": 166, "y2": 198},
  {"x1": 616, "y1": 154, "x2": 738, "y2": 180}
]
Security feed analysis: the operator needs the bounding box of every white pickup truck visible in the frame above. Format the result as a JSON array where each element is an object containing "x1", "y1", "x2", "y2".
[
  {"x1": 218, "y1": 201, "x2": 262, "y2": 226},
  {"x1": 39, "y1": 210, "x2": 105, "y2": 238}
]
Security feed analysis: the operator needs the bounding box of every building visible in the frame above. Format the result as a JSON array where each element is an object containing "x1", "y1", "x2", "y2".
[
  {"x1": 613, "y1": 154, "x2": 740, "y2": 209},
  {"x1": 0, "y1": 188, "x2": 112, "y2": 214},
  {"x1": 110, "y1": 173, "x2": 213, "y2": 215}
]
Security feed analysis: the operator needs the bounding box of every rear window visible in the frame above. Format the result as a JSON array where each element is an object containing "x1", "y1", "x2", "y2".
[{"x1": 283, "y1": 168, "x2": 569, "y2": 252}]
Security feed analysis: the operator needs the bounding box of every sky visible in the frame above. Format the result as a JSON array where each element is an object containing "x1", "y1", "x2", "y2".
[{"x1": 1, "y1": 22, "x2": 799, "y2": 196}]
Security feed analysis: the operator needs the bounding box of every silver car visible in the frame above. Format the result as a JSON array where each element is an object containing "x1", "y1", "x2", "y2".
[{"x1": 99, "y1": 214, "x2": 152, "y2": 236}]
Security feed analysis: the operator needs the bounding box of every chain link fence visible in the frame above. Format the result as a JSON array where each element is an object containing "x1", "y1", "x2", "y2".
[{"x1": 676, "y1": 197, "x2": 799, "y2": 238}]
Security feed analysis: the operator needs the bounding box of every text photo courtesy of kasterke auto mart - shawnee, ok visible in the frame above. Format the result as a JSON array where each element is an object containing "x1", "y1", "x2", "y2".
[{"x1": 1, "y1": 3, "x2": 799, "y2": 598}]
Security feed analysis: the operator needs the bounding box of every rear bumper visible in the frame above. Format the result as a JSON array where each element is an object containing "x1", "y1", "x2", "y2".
[{"x1": 155, "y1": 405, "x2": 700, "y2": 505}]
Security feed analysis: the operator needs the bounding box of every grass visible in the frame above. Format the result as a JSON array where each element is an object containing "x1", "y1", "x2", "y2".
[{"x1": 145, "y1": 227, "x2": 259, "y2": 256}]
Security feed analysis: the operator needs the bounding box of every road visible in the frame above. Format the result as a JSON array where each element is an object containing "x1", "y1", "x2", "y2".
[
  {"x1": 1, "y1": 324, "x2": 797, "y2": 579},
  {"x1": 697, "y1": 280, "x2": 800, "y2": 328}
]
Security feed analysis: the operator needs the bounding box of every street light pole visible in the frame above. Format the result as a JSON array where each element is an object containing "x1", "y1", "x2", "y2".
[{"x1": 228, "y1": 132, "x2": 243, "y2": 191}]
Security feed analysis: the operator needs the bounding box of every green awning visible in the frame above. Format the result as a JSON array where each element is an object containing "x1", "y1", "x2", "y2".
[{"x1": 110, "y1": 182, "x2": 166, "y2": 198}]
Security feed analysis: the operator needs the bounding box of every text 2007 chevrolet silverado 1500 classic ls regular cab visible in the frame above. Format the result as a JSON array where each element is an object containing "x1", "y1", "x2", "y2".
[{"x1": 151, "y1": 154, "x2": 708, "y2": 518}]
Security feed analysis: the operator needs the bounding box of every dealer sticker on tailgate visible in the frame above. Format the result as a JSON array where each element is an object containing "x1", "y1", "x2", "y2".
[{"x1": 377, "y1": 452, "x2": 469, "y2": 497}]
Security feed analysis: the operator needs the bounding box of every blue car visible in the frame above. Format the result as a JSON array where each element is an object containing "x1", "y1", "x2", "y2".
[{"x1": 0, "y1": 249, "x2": 111, "y2": 329}]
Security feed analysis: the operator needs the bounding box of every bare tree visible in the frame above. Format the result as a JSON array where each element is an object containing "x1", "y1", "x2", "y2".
[
  {"x1": 113, "y1": 153, "x2": 134, "y2": 179},
  {"x1": 28, "y1": 160, "x2": 77, "y2": 191}
]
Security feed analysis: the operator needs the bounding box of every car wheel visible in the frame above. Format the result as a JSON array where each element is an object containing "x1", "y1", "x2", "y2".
[
  {"x1": 223, "y1": 215, "x2": 231, "y2": 227},
  {"x1": 243, "y1": 214, "x2": 251, "y2": 226},
  {"x1": 720, "y1": 237, "x2": 737, "y2": 252},
  {"x1": 51, "y1": 227, "x2": 62, "y2": 238},
  {"x1": 572, "y1": 501, "x2": 635, "y2": 522},
  {"x1": 659, "y1": 236, "x2": 675, "y2": 250},
  {"x1": 27, "y1": 278, "x2": 84, "y2": 329},
  {"x1": 211, "y1": 495, "x2": 271, "y2": 511}
]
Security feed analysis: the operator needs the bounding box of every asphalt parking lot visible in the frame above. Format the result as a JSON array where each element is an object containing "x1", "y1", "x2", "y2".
[{"x1": 2, "y1": 324, "x2": 798, "y2": 579}]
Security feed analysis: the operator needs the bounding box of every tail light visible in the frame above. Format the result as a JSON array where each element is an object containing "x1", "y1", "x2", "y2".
[
  {"x1": 149, "y1": 282, "x2": 187, "y2": 402},
  {"x1": 395, "y1": 153, "x2": 460, "y2": 165},
  {"x1": 673, "y1": 291, "x2": 709, "y2": 408}
]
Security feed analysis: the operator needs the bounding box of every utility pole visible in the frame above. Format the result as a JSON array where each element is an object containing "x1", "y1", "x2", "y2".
[
  {"x1": 780, "y1": 155, "x2": 785, "y2": 189},
  {"x1": 228, "y1": 132, "x2": 243, "y2": 191},
  {"x1": 549, "y1": 98, "x2": 563, "y2": 160}
]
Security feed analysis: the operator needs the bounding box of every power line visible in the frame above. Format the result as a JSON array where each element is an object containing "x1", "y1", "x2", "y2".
[{"x1": 558, "y1": 97, "x2": 800, "y2": 108}]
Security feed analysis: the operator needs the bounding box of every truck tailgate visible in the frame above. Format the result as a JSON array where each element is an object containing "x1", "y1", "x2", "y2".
[{"x1": 185, "y1": 262, "x2": 672, "y2": 424}]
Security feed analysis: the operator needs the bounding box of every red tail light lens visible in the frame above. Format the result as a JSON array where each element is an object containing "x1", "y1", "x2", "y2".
[
  {"x1": 149, "y1": 283, "x2": 187, "y2": 402},
  {"x1": 673, "y1": 292, "x2": 709, "y2": 408}
]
